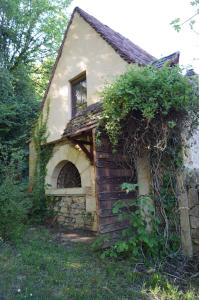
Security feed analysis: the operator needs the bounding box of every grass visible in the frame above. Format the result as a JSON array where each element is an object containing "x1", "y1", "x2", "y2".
[{"x1": 0, "y1": 227, "x2": 198, "y2": 300}]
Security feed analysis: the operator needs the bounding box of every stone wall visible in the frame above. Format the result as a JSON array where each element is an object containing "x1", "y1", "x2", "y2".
[
  {"x1": 186, "y1": 170, "x2": 199, "y2": 256},
  {"x1": 47, "y1": 192, "x2": 97, "y2": 231}
]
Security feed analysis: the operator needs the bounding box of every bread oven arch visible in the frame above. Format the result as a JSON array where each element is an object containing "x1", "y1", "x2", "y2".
[
  {"x1": 45, "y1": 143, "x2": 92, "y2": 189},
  {"x1": 56, "y1": 160, "x2": 81, "y2": 188}
]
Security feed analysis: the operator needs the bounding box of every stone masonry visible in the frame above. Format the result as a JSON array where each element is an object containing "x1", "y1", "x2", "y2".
[
  {"x1": 186, "y1": 170, "x2": 199, "y2": 256},
  {"x1": 53, "y1": 195, "x2": 95, "y2": 230}
]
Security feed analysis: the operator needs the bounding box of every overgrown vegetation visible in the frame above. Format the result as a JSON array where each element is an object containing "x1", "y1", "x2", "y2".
[
  {"x1": 101, "y1": 64, "x2": 199, "y2": 258},
  {"x1": 0, "y1": 0, "x2": 72, "y2": 240},
  {"x1": 0, "y1": 150, "x2": 31, "y2": 241},
  {"x1": 0, "y1": 0, "x2": 72, "y2": 175},
  {"x1": 31, "y1": 102, "x2": 54, "y2": 220},
  {"x1": 102, "y1": 65, "x2": 198, "y2": 148}
]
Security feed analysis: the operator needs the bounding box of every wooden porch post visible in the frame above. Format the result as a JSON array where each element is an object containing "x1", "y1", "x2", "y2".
[
  {"x1": 177, "y1": 173, "x2": 193, "y2": 257},
  {"x1": 136, "y1": 151, "x2": 154, "y2": 232}
]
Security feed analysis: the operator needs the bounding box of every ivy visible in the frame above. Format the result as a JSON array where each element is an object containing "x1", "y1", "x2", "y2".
[
  {"x1": 102, "y1": 65, "x2": 199, "y2": 147},
  {"x1": 99, "y1": 65, "x2": 199, "y2": 258},
  {"x1": 31, "y1": 101, "x2": 53, "y2": 220}
]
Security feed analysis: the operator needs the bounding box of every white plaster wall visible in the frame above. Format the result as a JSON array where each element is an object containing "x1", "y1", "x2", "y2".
[{"x1": 43, "y1": 12, "x2": 129, "y2": 143}]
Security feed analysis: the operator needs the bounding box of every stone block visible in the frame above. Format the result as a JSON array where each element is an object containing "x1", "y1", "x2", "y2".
[
  {"x1": 65, "y1": 217, "x2": 75, "y2": 224},
  {"x1": 86, "y1": 195, "x2": 96, "y2": 212},
  {"x1": 190, "y1": 216, "x2": 199, "y2": 229},
  {"x1": 85, "y1": 186, "x2": 94, "y2": 197},
  {"x1": 60, "y1": 206, "x2": 68, "y2": 214},
  {"x1": 57, "y1": 216, "x2": 65, "y2": 223},
  {"x1": 191, "y1": 228, "x2": 199, "y2": 240},
  {"x1": 75, "y1": 216, "x2": 84, "y2": 225},
  {"x1": 188, "y1": 188, "x2": 199, "y2": 208},
  {"x1": 193, "y1": 244, "x2": 199, "y2": 256},
  {"x1": 192, "y1": 238, "x2": 199, "y2": 246},
  {"x1": 189, "y1": 206, "x2": 199, "y2": 218}
]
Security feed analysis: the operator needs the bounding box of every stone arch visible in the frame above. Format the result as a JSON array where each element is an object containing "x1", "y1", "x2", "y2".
[{"x1": 46, "y1": 143, "x2": 92, "y2": 189}]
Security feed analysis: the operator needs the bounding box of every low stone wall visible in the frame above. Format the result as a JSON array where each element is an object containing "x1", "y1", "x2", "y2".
[
  {"x1": 186, "y1": 171, "x2": 199, "y2": 256},
  {"x1": 54, "y1": 194, "x2": 95, "y2": 230},
  {"x1": 46, "y1": 188, "x2": 97, "y2": 231}
]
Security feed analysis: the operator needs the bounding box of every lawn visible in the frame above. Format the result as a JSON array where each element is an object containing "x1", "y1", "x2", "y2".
[{"x1": 0, "y1": 227, "x2": 198, "y2": 300}]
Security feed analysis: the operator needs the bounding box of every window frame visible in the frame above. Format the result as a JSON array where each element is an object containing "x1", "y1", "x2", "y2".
[
  {"x1": 70, "y1": 71, "x2": 87, "y2": 117},
  {"x1": 57, "y1": 161, "x2": 81, "y2": 189}
]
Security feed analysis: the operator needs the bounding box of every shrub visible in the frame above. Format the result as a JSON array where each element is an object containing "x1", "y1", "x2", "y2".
[
  {"x1": 0, "y1": 151, "x2": 32, "y2": 241},
  {"x1": 101, "y1": 183, "x2": 179, "y2": 259}
]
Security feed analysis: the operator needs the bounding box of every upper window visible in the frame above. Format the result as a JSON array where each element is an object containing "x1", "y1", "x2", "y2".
[{"x1": 71, "y1": 73, "x2": 87, "y2": 117}]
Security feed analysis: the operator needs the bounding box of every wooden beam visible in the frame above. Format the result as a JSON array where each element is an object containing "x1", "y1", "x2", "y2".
[
  {"x1": 69, "y1": 136, "x2": 94, "y2": 164},
  {"x1": 72, "y1": 139, "x2": 92, "y2": 145},
  {"x1": 78, "y1": 141, "x2": 94, "y2": 163}
]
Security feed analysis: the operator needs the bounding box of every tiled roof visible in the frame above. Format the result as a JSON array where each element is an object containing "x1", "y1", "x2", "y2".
[
  {"x1": 152, "y1": 52, "x2": 180, "y2": 68},
  {"x1": 186, "y1": 69, "x2": 197, "y2": 76},
  {"x1": 63, "y1": 102, "x2": 102, "y2": 137},
  {"x1": 75, "y1": 7, "x2": 156, "y2": 65}
]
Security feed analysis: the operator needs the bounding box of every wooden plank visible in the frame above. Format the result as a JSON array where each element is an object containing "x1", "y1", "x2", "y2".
[
  {"x1": 94, "y1": 129, "x2": 137, "y2": 235},
  {"x1": 98, "y1": 209, "x2": 115, "y2": 217},
  {"x1": 95, "y1": 160, "x2": 123, "y2": 169},
  {"x1": 92, "y1": 128, "x2": 100, "y2": 233},
  {"x1": 96, "y1": 176, "x2": 134, "y2": 185},
  {"x1": 97, "y1": 183, "x2": 123, "y2": 193},
  {"x1": 96, "y1": 152, "x2": 127, "y2": 161},
  {"x1": 99, "y1": 221, "x2": 129, "y2": 234},
  {"x1": 99, "y1": 215, "x2": 119, "y2": 226},
  {"x1": 98, "y1": 191, "x2": 136, "y2": 201},
  {"x1": 99, "y1": 198, "x2": 135, "y2": 209},
  {"x1": 96, "y1": 168, "x2": 133, "y2": 178}
]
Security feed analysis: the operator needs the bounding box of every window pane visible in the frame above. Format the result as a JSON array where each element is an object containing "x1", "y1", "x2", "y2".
[
  {"x1": 72, "y1": 76, "x2": 87, "y2": 116},
  {"x1": 57, "y1": 161, "x2": 81, "y2": 188}
]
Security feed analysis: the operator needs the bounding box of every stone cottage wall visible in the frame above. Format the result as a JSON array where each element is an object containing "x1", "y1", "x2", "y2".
[
  {"x1": 186, "y1": 171, "x2": 199, "y2": 256},
  {"x1": 46, "y1": 188, "x2": 97, "y2": 231},
  {"x1": 53, "y1": 194, "x2": 96, "y2": 230}
]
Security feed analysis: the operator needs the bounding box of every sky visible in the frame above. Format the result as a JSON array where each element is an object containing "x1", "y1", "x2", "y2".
[{"x1": 67, "y1": 0, "x2": 199, "y2": 72}]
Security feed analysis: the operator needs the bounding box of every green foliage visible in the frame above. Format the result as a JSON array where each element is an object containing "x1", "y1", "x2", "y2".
[
  {"x1": 0, "y1": 0, "x2": 73, "y2": 237},
  {"x1": 0, "y1": 0, "x2": 72, "y2": 69},
  {"x1": 100, "y1": 65, "x2": 198, "y2": 260},
  {"x1": 102, "y1": 184, "x2": 167, "y2": 259},
  {"x1": 170, "y1": 0, "x2": 199, "y2": 33},
  {"x1": 0, "y1": 151, "x2": 31, "y2": 241},
  {"x1": 31, "y1": 57, "x2": 54, "y2": 99},
  {"x1": 31, "y1": 104, "x2": 53, "y2": 220},
  {"x1": 0, "y1": 64, "x2": 39, "y2": 182},
  {"x1": 0, "y1": 0, "x2": 72, "y2": 179},
  {"x1": 102, "y1": 65, "x2": 198, "y2": 147}
]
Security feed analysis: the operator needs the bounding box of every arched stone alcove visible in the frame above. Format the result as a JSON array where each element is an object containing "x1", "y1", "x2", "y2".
[{"x1": 45, "y1": 142, "x2": 97, "y2": 231}]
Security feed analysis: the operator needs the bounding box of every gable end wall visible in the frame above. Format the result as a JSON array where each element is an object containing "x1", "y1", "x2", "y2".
[{"x1": 43, "y1": 12, "x2": 129, "y2": 143}]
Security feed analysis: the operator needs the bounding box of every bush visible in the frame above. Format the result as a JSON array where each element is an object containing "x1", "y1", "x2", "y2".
[
  {"x1": 101, "y1": 183, "x2": 179, "y2": 259},
  {"x1": 0, "y1": 151, "x2": 32, "y2": 241}
]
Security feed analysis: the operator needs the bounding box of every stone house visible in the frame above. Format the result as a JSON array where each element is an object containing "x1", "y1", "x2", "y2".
[{"x1": 29, "y1": 7, "x2": 199, "y2": 255}]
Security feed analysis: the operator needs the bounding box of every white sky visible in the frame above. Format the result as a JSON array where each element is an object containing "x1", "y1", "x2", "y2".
[{"x1": 67, "y1": 0, "x2": 199, "y2": 72}]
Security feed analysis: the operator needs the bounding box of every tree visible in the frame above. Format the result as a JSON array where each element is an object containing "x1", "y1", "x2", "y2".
[
  {"x1": 0, "y1": 0, "x2": 72, "y2": 178},
  {"x1": 0, "y1": 0, "x2": 72, "y2": 69},
  {"x1": 170, "y1": 0, "x2": 199, "y2": 34}
]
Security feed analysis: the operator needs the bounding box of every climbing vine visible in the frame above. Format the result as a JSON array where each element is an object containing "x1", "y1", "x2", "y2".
[
  {"x1": 31, "y1": 100, "x2": 53, "y2": 220},
  {"x1": 100, "y1": 64, "x2": 199, "y2": 257}
]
